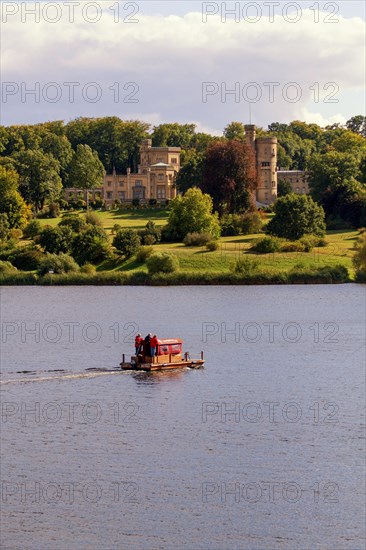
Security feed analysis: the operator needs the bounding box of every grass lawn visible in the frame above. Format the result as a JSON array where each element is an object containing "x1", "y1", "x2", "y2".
[
  {"x1": 37, "y1": 208, "x2": 169, "y2": 234},
  {"x1": 33, "y1": 209, "x2": 359, "y2": 279}
]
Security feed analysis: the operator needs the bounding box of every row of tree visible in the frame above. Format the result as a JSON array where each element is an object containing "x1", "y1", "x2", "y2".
[{"x1": 0, "y1": 116, "x2": 365, "y2": 228}]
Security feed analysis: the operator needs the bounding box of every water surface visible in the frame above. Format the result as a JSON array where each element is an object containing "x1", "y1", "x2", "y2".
[{"x1": 0, "y1": 285, "x2": 365, "y2": 549}]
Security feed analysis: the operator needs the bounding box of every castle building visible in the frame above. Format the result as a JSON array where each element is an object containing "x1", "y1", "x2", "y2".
[
  {"x1": 65, "y1": 127, "x2": 308, "y2": 208},
  {"x1": 65, "y1": 139, "x2": 181, "y2": 205},
  {"x1": 276, "y1": 170, "x2": 310, "y2": 195}
]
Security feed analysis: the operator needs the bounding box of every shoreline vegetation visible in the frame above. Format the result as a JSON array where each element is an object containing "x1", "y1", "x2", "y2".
[{"x1": 0, "y1": 265, "x2": 351, "y2": 286}]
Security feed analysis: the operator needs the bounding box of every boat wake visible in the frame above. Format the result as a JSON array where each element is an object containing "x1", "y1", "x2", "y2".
[{"x1": 0, "y1": 369, "x2": 126, "y2": 385}]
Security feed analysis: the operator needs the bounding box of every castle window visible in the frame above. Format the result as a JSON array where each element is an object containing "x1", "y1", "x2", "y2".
[
  {"x1": 157, "y1": 187, "x2": 166, "y2": 199},
  {"x1": 302, "y1": 187, "x2": 306, "y2": 193},
  {"x1": 296, "y1": 187, "x2": 299, "y2": 193},
  {"x1": 171, "y1": 158, "x2": 177, "y2": 164},
  {"x1": 135, "y1": 180, "x2": 142, "y2": 186},
  {"x1": 272, "y1": 181, "x2": 276, "y2": 187},
  {"x1": 158, "y1": 174, "x2": 164, "y2": 181},
  {"x1": 261, "y1": 162, "x2": 270, "y2": 167},
  {"x1": 118, "y1": 191, "x2": 125, "y2": 199},
  {"x1": 119, "y1": 181, "x2": 124, "y2": 187},
  {"x1": 107, "y1": 181, "x2": 112, "y2": 187},
  {"x1": 107, "y1": 192, "x2": 113, "y2": 199}
]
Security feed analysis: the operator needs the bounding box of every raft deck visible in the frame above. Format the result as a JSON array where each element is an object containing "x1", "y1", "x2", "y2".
[{"x1": 120, "y1": 352, "x2": 205, "y2": 372}]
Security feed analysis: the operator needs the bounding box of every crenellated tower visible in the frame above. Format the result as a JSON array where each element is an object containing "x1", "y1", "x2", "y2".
[{"x1": 245, "y1": 125, "x2": 277, "y2": 205}]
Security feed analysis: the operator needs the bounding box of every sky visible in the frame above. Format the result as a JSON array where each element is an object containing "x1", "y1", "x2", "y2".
[{"x1": 0, "y1": 0, "x2": 365, "y2": 133}]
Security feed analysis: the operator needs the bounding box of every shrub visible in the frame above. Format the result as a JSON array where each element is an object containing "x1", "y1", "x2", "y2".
[
  {"x1": 206, "y1": 240, "x2": 219, "y2": 251},
  {"x1": 241, "y1": 211, "x2": 263, "y2": 234},
  {"x1": 84, "y1": 211, "x2": 102, "y2": 227},
  {"x1": 48, "y1": 202, "x2": 60, "y2": 218},
  {"x1": 59, "y1": 214, "x2": 87, "y2": 233},
  {"x1": 0, "y1": 260, "x2": 17, "y2": 274},
  {"x1": 113, "y1": 229, "x2": 141, "y2": 259},
  {"x1": 39, "y1": 226, "x2": 74, "y2": 254},
  {"x1": 9, "y1": 228, "x2": 23, "y2": 240},
  {"x1": 299, "y1": 236, "x2": 315, "y2": 252},
  {"x1": 23, "y1": 219, "x2": 42, "y2": 239},
  {"x1": 71, "y1": 226, "x2": 111, "y2": 265},
  {"x1": 10, "y1": 248, "x2": 44, "y2": 271},
  {"x1": 353, "y1": 234, "x2": 366, "y2": 280},
  {"x1": 220, "y1": 214, "x2": 242, "y2": 236},
  {"x1": 183, "y1": 232, "x2": 213, "y2": 247},
  {"x1": 316, "y1": 237, "x2": 328, "y2": 247},
  {"x1": 38, "y1": 253, "x2": 80, "y2": 275},
  {"x1": 142, "y1": 234, "x2": 156, "y2": 245},
  {"x1": 358, "y1": 227, "x2": 366, "y2": 235},
  {"x1": 281, "y1": 241, "x2": 305, "y2": 253},
  {"x1": 79, "y1": 263, "x2": 96, "y2": 274},
  {"x1": 89, "y1": 196, "x2": 105, "y2": 209},
  {"x1": 132, "y1": 198, "x2": 140, "y2": 207},
  {"x1": 137, "y1": 221, "x2": 161, "y2": 245},
  {"x1": 252, "y1": 236, "x2": 281, "y2": 254},
  {"x1": 112, "y1": 224, "x2": 121, "y2": 235},
  {"x1": 233, "y1": 256, "x2": 260, "y2": 275},
  {"x1": 147, "y1": 252, "x2": 179, "y2": 274},
  {"x1": 136, "y1": 245, "x2": 154, "y2": 263},
  {"x1": 149, "y1": 199, "x2": 157, "y2": 206}
]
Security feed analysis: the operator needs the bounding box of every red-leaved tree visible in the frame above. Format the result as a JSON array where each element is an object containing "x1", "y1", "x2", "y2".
[{"x1": 202, "y1": 140, "x2": 258, "y2": 215}]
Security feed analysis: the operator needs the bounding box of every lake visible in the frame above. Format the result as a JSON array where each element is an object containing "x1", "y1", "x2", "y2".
[{"x1": 0, "y1": 285, "x2": 365, "y2": 550}]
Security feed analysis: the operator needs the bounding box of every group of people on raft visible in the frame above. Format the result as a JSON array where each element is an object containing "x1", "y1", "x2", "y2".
[{"x1": 135, "y1": 333, "x2": 158, "y2": 358}]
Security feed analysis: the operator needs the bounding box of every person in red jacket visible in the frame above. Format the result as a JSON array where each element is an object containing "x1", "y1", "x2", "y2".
[
  {"x1": 150, "y1": 335, "x2": 158, "y2": 359},
  {"x1": 135, "y1": 334, "x2": 143, "y2": 355}
]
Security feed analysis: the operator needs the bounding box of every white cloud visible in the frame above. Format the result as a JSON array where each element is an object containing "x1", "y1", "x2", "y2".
[{"x1": 1, "y1": 6, "x2": 365, "y2": 127}]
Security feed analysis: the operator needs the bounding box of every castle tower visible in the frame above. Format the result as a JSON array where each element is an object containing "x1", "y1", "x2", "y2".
[
  {"x1": 245, "y1": 124, "x2": 277, "y2": 205},
  {"x1": 255, "y1": 136, "x2": 277, "y2": 205},
  {"x1": 245, "y1": 124, "x2": 256, "y2": 148}
]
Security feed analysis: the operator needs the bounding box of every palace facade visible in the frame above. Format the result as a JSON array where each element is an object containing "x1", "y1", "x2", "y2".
[{"x1": 65, "y1": 139, "x2": 181, "y2": 206}]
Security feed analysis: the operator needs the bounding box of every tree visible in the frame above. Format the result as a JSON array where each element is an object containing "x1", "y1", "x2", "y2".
[
  {"x1": 151, "y1": 123, "x2": 196, "y2": 148},
  {"x1": 308, "y1": 151, "x2": 363, "y2": 221},
  {"x1": 223, "y1": 122, "x2": 245, "y2": 141},
  {"x1": 266, "y1": 194, "x2": 326, "y2": 240},
  {"x1": 113, "y1": 229, "x2": 141, "y2": 258},
  {"x1": 346, "y1": 115, "x2": 366, "y2": 137},
  {"x1": 65, "y1": 117, "x2": 150, "y2": 173},
  {"x1": 40, "y1": 133, "x2": 73, "y2": 181},
  {"x1": 0, "y1": 166, "x2": 31, "y2": 228},
  {"x1": 0, "y1": 213, "x2": 10, "y2": 243},
  {"x1": 68, "y1": 144, "x2": 104, "y2": 208},
  {"x1": 175, "y1": 150, "x2": 204, "y2": 192},
  {"x1": 202, "y1": 140, "x2": 257, "y2": 215},
  {"x1": 14, "y1": 149, "x2": 62, "y2": 211},
  {"x1": 277, "y1": 179, "x2": 293, "y2": 197},
  {"x1": 164, "y1": 187, "x2": 220, "y2": 241}
]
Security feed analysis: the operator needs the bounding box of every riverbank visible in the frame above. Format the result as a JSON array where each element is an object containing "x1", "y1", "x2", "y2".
[{"x1": 1, "y1": 209, "x2": 362, "y2": 285}]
